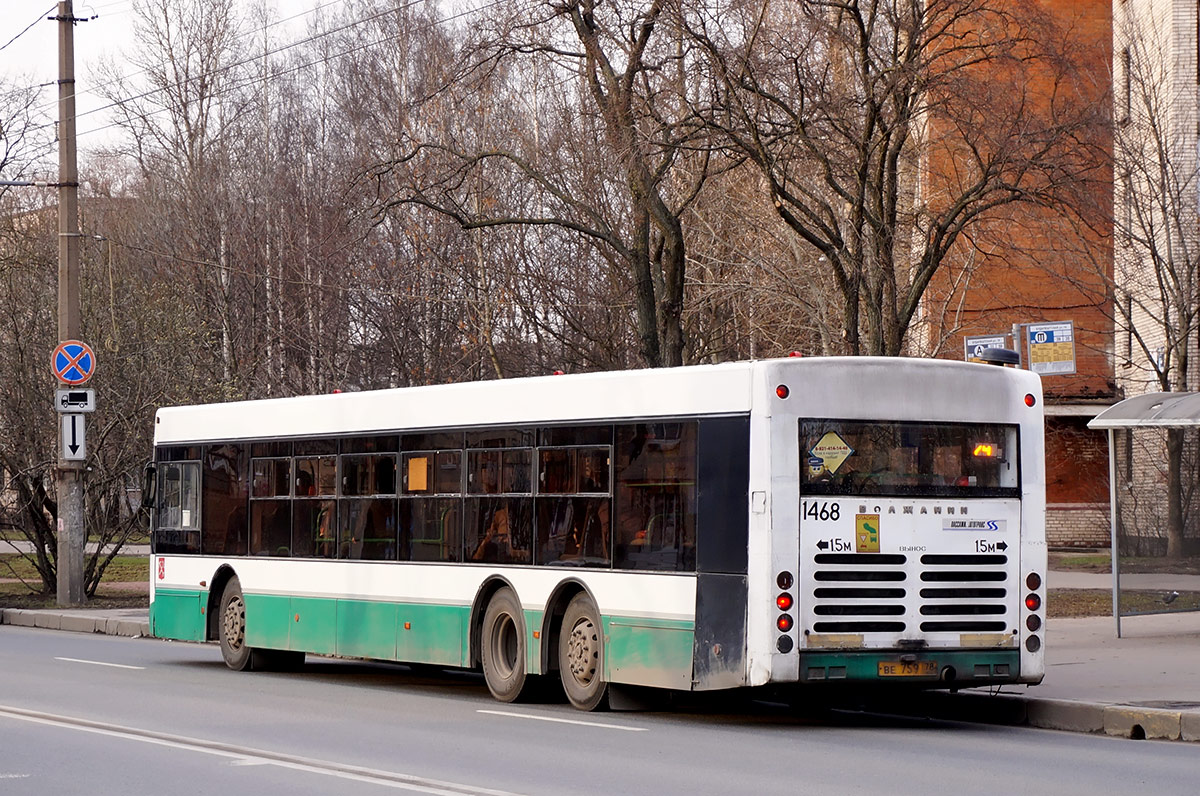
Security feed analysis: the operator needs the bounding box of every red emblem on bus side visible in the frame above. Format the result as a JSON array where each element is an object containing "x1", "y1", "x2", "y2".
[{"x1": 157, "y1": 558, "x2": 165, "y2": 580}]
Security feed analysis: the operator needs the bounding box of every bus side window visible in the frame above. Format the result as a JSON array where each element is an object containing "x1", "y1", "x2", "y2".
[
  {"x1": 154, "y1": 459, "x2": 202, "y2": 554},
  {"x1": 201, "y1": 444, "x2": 247, "y2": 557},
  {"x1": 613, "y1": 423, "x2": 697, "y2": 572}
]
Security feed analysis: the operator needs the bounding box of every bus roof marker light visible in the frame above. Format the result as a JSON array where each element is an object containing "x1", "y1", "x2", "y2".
[
  {"x1": 788, "y1": 351, "x2": 803, "y2": 357},
  {"x1": 776, "y1": 385, "x2": 790, "y2": 399},
  {"x1": 1024, "y1": 394, "x2": 1036, "y2": 407}
]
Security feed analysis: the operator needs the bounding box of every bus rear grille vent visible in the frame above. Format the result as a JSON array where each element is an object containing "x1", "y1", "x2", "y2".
[
  {"x1": 811, "y1": 554, "x2": 909, "y2": 632},
  {"x1": 808, "y1": 553, "x2": 1013, "y2": 635},
  {"x1": 918, "y1": 554, "x2": 1010, "y2": 633}
]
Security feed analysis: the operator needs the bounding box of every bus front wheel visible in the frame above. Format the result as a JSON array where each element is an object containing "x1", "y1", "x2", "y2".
[
  {"x1": 481, "y1": 588, "x2": 528, "y2": 702},
  {"x1": 218, "y1": 577, "x2": 254, "y2": 671},
  {"x1": 559, "y1": 593, "x2": 608, "y2": 711}
]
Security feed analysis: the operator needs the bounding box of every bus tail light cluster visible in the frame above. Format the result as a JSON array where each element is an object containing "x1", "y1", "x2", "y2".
[
  {"x1": 776, "y1": 571, "x2": 795, "y2": 652},
  {"x1": 1024, "y1": 571, "x2": 1044, "y2": 650}
]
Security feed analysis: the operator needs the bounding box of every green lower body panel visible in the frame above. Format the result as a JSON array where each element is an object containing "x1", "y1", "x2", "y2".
[
  {"x1": 244, "y1": 594, "x2": 292, "y2": 650},
  {"x1": 151, "y1": 588, "x2": 695, "y2": 690},
  {"x1": 150, "y1": 589, "x2": 207, "y2": 642},
  {"x1": 240, "y1": 594, "x2": 468, "y2": 666},
  {"x1": 800, "y1": 650, "x2": 1021, "y2": 684},
  {"x1": 525, "y1": 609, "x2": 545, "y2": 675},
  {"x1": 290, "y1": 597, "x2": 337, "y2": 655},
  {"x1": 604, "y1": 616, "x2": 695, "y2": 690},
  {"x1": 396, "y1": 603, "x2": 468, "y2": 667},
  {"x1": 338, "y1": 601, "x2": 399, "y2": 660}
]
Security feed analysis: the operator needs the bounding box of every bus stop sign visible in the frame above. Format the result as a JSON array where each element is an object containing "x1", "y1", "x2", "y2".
[{"x1": 51, "y1": 340, "x2": 96, "y2": 385}]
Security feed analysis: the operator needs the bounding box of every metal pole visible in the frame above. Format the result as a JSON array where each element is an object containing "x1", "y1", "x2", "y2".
[
  {"x1": 1107, "y1": 429, "x2": 1121, "y2": 637},
  {"x1": 56, "y1": 0, "x2": 85, "y2": 606},
  {"x1": 1011, "y1": 322, "x2": 1025, "y2": 369}
]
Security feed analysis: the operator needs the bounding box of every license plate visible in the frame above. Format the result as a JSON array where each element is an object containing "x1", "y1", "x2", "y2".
[{"x1": 878, "y1": 660, "x2": 938, "y2": 677}]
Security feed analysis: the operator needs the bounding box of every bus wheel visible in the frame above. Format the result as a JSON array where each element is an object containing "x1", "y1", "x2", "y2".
[
  {"x1": 481, "y1": 588, "x2": 528, "y2": 702},
  {"x1": 559, "y1": 593, "x2": 608, "y2": 711},
  {"x1": 218, "y1": 578, "x2": 254, "y2": 671}
]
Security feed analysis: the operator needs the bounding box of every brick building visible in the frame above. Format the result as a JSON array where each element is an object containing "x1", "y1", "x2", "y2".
[{"x1": 921, "y1": 0, "x2": 1116, "y2": 548}]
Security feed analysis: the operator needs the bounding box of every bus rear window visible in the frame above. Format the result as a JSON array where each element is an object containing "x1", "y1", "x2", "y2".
[{"x1": 799, "y1": 419, "x2": 1019, "y2": 497}]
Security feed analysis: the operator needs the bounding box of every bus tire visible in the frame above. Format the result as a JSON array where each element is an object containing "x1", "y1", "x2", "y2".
[
  {"x1": 481, "y1": 588, "x2": 528, "y2": 702},
  {"x1": 559, "y1": 593, "x2": 608, "y2": 711},
  {"x1": 218, "y1": 577, "x2": 254, "y2": 671}
]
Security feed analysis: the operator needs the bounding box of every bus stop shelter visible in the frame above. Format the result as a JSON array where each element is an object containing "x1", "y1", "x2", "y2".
[{"x1": 1088, "y1": 391, "x2": 1200, "y2": 636}]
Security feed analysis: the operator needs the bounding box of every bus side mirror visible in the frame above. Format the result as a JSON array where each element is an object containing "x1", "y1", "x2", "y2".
[{"x1": 141, "y1": 462, "x2": 156, "y2": 510}]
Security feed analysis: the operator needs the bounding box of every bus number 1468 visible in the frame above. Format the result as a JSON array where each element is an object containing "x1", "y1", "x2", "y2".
[{"x1": 803, "y1": 501, "x2": 841, "y2": 522}]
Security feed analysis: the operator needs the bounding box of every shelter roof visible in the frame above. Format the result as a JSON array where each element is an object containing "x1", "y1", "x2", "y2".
[{"x1": 1087, "y1": 392, "x2": 1200, "y2": 429}]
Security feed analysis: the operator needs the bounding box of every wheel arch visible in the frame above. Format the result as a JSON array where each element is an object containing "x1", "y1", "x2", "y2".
[
  {"x1": 205, "y1": 565, "x2": 239, "y2": 642},
  {"x1": 539, "y1": 578, "x2": 596, "y2": 675},
  {"x1": 468, "y1": 575, "x2": 520, "y2": 668}
]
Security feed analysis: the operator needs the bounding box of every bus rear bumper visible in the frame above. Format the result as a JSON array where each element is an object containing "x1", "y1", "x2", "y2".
[{"x1": 799, "y1": 649, "x2": 1022, "y2": 687}]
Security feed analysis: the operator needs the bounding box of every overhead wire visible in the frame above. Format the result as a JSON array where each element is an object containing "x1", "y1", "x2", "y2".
[
  {"x1": 66, "y1": 0, "x2": 515, "y2": 144},
  {"x1": 32, "y1": 0, "x2": 352, "y2": 114},
  {"x1": 0, "y1": 3, "x2": 58, "y2": 53},
  {"x1": 37, "y1": 0, "x2": 434, "y2": 132}
]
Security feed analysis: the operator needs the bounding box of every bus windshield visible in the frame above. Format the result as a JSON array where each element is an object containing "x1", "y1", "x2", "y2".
[{"x1": 799, "y1": 419, "x2": 1019, "y2": 498}]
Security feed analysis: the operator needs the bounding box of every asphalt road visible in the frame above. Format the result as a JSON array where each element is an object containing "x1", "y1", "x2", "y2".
[{"x1": 0, "y1": 628, "x2": 1196, "y2": 795}]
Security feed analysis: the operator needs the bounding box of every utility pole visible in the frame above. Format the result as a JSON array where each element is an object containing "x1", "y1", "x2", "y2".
[{"x1": 56, "y1": 0, "x2": 85, "y2": 606}]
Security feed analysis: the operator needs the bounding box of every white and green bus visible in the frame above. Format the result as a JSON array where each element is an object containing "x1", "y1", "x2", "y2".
[{"x1": 147, "y1": 356, "x2": 1047, "y2": 710}]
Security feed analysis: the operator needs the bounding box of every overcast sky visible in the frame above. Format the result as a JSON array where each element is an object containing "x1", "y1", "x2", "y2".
[{"x1": 1, "y1": 0, "x2": 314, "y2": 161}]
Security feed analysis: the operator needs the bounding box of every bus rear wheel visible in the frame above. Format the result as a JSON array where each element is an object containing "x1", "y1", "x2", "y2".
[
  {"x1": 481, "y1": 588, "x2": 529, "y2": 702},
  {"x1": 559, "y1": 593, "x2": 608, "y2": 711},
  {"x1": 218, "y1": 577, "x2": 254, "y2": 671}
]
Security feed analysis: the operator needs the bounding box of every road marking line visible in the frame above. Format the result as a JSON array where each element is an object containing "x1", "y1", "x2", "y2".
[
  {"x1": 0, "y1": 774, "x2": 31, "y2": 779},
  {"x1": 54, "y1": 657, "x2": 145, "y2": 670},
  {"x1": 477, "y1": 709, "x2": 648, "y2": 732},
  {"x1": 0, "y1": 704, "x2": 525, "y2": 796}
]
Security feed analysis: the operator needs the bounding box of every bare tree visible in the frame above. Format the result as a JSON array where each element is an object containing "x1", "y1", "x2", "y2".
[
  {"x1": 377, "y1": 0, "x2": 719, "y2": 368},
  {"x1": 688, "y1": 0, "x2": 1101, "y2": 355}
]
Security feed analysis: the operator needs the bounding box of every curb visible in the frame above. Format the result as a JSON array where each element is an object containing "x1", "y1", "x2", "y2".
[
  {"x1": 0, "y1": 608, "x2": 149, "y2": 638},
  {"x1": 915, "y1": 691, "x2": 1200, "y2": 743}
]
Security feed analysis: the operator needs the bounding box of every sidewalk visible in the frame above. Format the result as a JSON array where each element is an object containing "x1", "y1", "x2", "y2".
[
  {"x1": 2, "y1": 573, "x2": 1198, "y2": 742},
  {"x1": 1, "y1": 540, "x2": 151, "y2": 557}
]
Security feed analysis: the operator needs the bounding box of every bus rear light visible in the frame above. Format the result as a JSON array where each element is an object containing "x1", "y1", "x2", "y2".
[
  {"x1": 1026, "y1": 615, "x2": 1041, "y2": 632},
  {"x1": 1024, "y1": 394, "x2": 1037, "y2": 407},
  {"x1": 777, "y1": 615, "x2": 794, "y2": 632},
  {"x1": 1025, "y1": 593, "x2": 1041, "y2": 611},
  {"x1": 777, "y1": 571, "x2": 794, "y2": 590},
  {"x1": 1026, "y1": 572, "x2": 1042, "y2": 590},
  {"x1": 776, "y1": 592, "x2": 794, "y2": 611},
  {"x1": 777, "y1": 636, "x2": 794, "y2": 653},
  {"x1": 776, "y1": 385, "x2": 790, "y2": 399},
  {"x1": 1025, "y1": 635, "x2": 1041, "y2": 653}
]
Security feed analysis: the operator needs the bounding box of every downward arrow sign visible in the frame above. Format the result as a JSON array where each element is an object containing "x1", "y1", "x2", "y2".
[{"x1": 61, "y1": 414, "x2": 85, "y2": 460}]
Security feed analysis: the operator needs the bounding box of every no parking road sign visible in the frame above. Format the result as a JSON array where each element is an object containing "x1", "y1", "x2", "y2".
[{"x1": 52, "y1": 340, "x2": 96, "y2": 385}]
